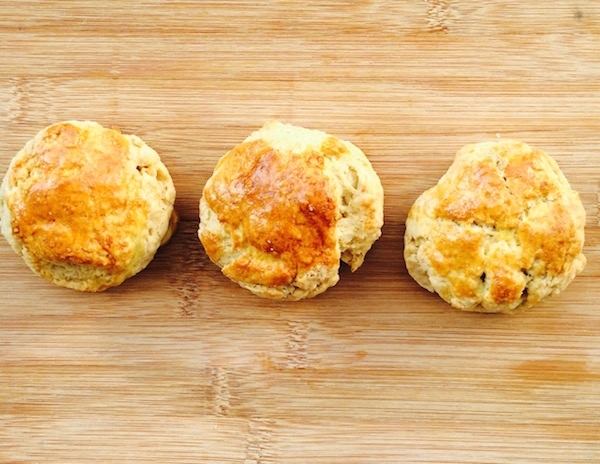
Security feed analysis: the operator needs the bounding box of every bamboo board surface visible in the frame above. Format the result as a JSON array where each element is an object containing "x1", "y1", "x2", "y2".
[{"x1": 1, "y1": 1, "x2": 599, "y2": 462}]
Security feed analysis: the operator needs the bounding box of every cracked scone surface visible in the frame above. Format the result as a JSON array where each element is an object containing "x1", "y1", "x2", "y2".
[
  {"x1": 199, "y1": 120, "x2": 384, "y2": 301},
  {"x1": 0, "y1": 120, "x2": 177, "y2": 292},
  {"x1": 404, "y1": 140, "x2": 586, "y2": 313}
]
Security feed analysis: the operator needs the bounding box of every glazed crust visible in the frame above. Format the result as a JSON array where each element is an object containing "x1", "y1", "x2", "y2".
[
  {"x1": 199, "y1": 120, "x2": 384, "y2": 300},
  {"x1": 404, "y1": 140, "x2": 586, "y2": 313},
  {"x1": 0, "y1": 121, "x2": 177, "y2": 291}
]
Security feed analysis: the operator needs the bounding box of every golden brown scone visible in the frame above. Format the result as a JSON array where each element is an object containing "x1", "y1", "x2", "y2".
[
  {"x1": 199, "y1": 120, "x2": 384, "y2": 300},
  {"x1": 404, "y1": 140, "x2": 586, "y2": 313},
  {"x1": 0, "y1": 120, "x2": 177, "y2": 291}
]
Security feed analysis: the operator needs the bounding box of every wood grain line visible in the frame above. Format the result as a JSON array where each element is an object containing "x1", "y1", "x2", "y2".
[
  {"x1": 209, "y1": 367, "x2": 231, "y2": 417},
  {"x1": 244, "y1": 418, "x2": 275, "y2": 464},
  {"x1": 286, "y1": 321, "x2": 310, "y2": 370},
  {"x1": 6, "y1": 76, "x2": 26, "y2": 123},
  {"x1": 424, "y1": 0, "x2": 453, "y2": 33},
  {"x1": 597, "y1": 178, "x2": 600, "y2": 228},
  {"x1": 169, "y1": 222, "x2": 208, "y2": 318}
]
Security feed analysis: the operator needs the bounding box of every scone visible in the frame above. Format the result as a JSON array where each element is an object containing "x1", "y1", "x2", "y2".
[
  {"x1": 404, "y1": 139, "x2": 586, "y2": 313},
  {"x1": 0, "y1": 120, "x2": 177, "y2": 292},
  {"x1": 198, "y1": 120, "x2": 384, "y2": 301}
]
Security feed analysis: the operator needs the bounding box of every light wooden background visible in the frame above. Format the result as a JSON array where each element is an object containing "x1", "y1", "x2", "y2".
[{"x1": 1, "y1": 1, "x2": 599, "y2": 463}]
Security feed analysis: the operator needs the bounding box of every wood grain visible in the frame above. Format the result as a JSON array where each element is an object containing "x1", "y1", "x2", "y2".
[{"x1": 1, "y1": 1, "x2": 599, "y2": 462}]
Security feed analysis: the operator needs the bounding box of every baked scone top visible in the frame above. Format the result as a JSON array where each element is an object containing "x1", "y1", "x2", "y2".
[
  {"x1": 199, "y1": 121, "x2": 384, "y2": 300},
  {"x1": 203, "y1": 137, "x2": 339, "y2": 286},
  {"x1": 0, "y1": 120, "x2": 176, "y2": 291},
  {"x1": 404, "y1": 140, "x2": 586, "y2": 313}
]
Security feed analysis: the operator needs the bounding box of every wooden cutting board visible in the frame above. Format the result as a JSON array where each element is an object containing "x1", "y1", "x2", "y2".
[{"x1": 1, "y1": 1, "x2": 599, "y2": 462}]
